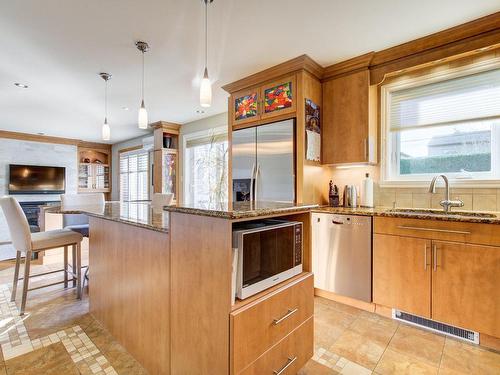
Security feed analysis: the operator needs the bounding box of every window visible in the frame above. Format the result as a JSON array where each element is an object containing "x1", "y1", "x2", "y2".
[
  {"x1": 120, "y1": 149, "x2": 150, "y2": 202},
  {"x1": 382, "y1": 64, "x2": 500, "y2": 184},
  {"x1": 183, "y1": 128, "x2": 228, "y2": 205}
]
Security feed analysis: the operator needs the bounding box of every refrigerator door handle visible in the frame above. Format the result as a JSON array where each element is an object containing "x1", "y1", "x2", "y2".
[
  {"x1": 250, "y1": 163, "x2": 256, "y2": 202},
  {"x1": 254, "y1": 163, "x2": 261, "y2": 202}
]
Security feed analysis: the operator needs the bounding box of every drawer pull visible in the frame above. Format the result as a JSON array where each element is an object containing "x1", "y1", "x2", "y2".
[
  {"x1": 397, "y1": 225, "x2": 470, "y2": 235},
  {"x1": 273, "y1": 308, "x2": 298, "y2": 325},
  {"x1": 273, "y1": 356, "x2": 297, "y2": 375}
]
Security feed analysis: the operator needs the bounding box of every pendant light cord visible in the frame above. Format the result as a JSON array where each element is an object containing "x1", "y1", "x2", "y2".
[
  {"x1": 142, "y1": 51, "x2": 145, "y2": 101},
  {"x1": 205, "y1": 0, "x2": 208, "y2": 69},
  {"x1": 104, "y1": 79, "x2": 108, "y2": 121}
]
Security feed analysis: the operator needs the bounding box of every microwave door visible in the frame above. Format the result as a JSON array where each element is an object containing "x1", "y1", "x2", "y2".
[
  {"x1": 256, "y1": 119, "x2": 295, "y2": 202},
  {"x1": 232, "y1": 127, "x2": 257, "y2": 202}
]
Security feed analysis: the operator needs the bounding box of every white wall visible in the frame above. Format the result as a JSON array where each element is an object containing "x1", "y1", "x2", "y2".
[{"x1": 0, "y1": 138, "x2": 78, "y2": 243}]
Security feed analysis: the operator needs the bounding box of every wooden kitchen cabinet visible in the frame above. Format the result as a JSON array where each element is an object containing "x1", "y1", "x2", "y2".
[
  {"x1": 432, "y1": 241, "x2": 500, "y2": 338},
  {"x1": 373, "y1": 234, "x2": 432, "y2": 318},
  {"x1": 229, "y1": 75, "x2": 296, "y2": 128},
  {"x1": 322, "y1": 69, "x2": 377, "y2": 165},
  {"x1": 374, "y1": 217, "x2": 500, "y2": 338}
]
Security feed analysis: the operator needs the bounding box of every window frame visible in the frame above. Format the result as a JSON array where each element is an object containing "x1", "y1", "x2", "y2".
[
  {"x1": 119, "y1": 148, "x2": 150, "y2": 202},
  {"x1": 182, "y1": 126, "x2": 229, "y2": 205},
  {"x1": 380, "y1": 58, "x2": 500, "y2": 188}
]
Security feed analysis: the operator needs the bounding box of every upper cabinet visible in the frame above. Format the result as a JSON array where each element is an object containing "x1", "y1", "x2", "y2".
[
  {"x1": 322, "y1": 69, "x2": 377, "y2": 165},
  {"x1": 78, "y1": 147, "x2": 111, "y2": 193},
  {"x1": 229, "y1": 75, "x2": 296, "y2": 128}
]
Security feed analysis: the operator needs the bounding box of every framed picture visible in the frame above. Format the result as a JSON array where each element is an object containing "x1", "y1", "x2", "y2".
[
  {"x1": 234, "y1": 93, "x2": 258, "y2": 121},
  {"x1": 264, "y1": 82, "x2": 293, "y2": 113}
]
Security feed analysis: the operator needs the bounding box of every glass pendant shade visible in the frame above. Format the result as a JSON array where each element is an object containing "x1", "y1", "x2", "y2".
[
  {"x1": 200, "y1": 67, "x2": 212, "y2": 108},
  {"x1": 102, "y1": 118, "x2": 110, "y2": 141},
  {"x1": 138, "y1": 100, "x2": 148, "y2": 129}
]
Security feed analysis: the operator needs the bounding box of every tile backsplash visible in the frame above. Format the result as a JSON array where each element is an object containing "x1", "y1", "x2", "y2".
[{"x1": 376, "y1": 187, "x2": 500, "y2": 212}]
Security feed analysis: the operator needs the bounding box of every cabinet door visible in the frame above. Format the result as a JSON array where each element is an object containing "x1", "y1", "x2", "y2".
[
  {"x1": 431, "y1": 241, "x2": 500, "y2": 337},
  {"x1": 94, "y1": 164, "x2": 110, "y2": 191},
  {"x1": 373, "y1": 234, "x2": 431, "y2": 317},
  {"x1": 230, "y1": 87, "x2": 260, "y2": 127},
  {"x1": 260, "y1": 75, "x2": 296, "y2": 121},
  {"x1": 322, "y1": 70, "x2": 371, "y2": 164},
  {"x1": 78, "y1": 164, "x2": 93, "y2": 190},
  {"x1": 162, "y1": 151, "x2": 177, "y2": 199}
]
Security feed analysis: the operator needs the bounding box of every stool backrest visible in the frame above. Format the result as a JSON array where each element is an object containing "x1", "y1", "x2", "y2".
[
  {"x1": 0, "y1": 197, "x2": 32, "y2": 251},
  {"x1": 61, "y1": 193, "x2": 105, "y2": 207},
  {"x1": 60, "y1": 193, "x2": 105, "y2": 227},
  {"x1": 151, "y1": 193, "x2": 174, "y2": 209}
]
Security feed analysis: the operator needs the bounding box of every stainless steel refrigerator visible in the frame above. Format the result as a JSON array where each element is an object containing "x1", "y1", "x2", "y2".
[{"x1": 232, "y1": 119, "x2": 295, "y2": 202}]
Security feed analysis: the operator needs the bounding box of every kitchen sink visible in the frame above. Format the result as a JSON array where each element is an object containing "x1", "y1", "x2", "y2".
[{"x1": 386, "y1": 208, "x2": 497, "y2": 218}]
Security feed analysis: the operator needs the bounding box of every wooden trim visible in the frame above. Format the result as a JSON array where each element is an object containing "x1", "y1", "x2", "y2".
[
  {"x1": 480, "y1": 333, "x2": 500, "y2": 352},
  {"x1": 0, "y1": 130, "x2": 111, "y2": 150},
  {"x1": 222, "y1": 55, "x2": 323, "y2": 93},
  {"x1": 371, "y1": 30, "x2": 500, "y2": 85},
  {"x1": 371, "y1": 12, "x2": 500, "y2": 66},
  {"x1": 118, "y1": 145, "x2": 142, "y2": 154},
  {"x1": 322, "y1": 52, "x2": 375, "y2": 80},
  {"x1": 150, "y1": 121, "x2": 181, "y2": 134},
  {"x1": 314, "y1": 288, "x2": 375, "y2": 313}
]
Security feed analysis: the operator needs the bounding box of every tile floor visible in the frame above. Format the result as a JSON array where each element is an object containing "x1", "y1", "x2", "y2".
[
  {"x1": 0, "y1": 261, "x2": 498, "y2": 374},
  {"x1": 300, "y1": 297, "x2": 500, "y2": 375}
]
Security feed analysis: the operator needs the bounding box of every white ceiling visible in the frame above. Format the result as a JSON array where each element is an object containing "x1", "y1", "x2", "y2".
[{"x1": 1, "y1": 1, "x2": 498, "y2": 144}]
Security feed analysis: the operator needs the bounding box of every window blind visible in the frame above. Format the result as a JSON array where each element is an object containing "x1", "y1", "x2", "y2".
[
  {"x1": 119, "y1": 150, "x2": 149, "y2": 202},
  {"x1": 390, "y1": 68, "x2": 500, "y2": 132}
]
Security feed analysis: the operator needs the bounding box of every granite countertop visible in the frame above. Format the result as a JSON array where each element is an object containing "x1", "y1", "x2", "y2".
[
  {"x1": 45, "y1": 202, "x2": 169, "y2": 233},
  {"x1": 313, "y1": 206, "x2": 500, "y2": 225},
  {"x1": 164, "y1": 201, "x2": 319, "y2": 219}
]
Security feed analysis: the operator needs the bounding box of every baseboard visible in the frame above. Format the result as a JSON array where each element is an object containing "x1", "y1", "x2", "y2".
[
  {"x1": 480, "y1": 333, "x2": 500, "y2": 353},
  {"x1": 314, "y1": 288, "x2": 375, "y2": 313}
]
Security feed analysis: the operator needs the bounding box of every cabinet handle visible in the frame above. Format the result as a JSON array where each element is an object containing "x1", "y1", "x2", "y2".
[
  {"x1": 364, "y1": 138, "x2": 368, "y2": 160},
  {"x1": 433, "y1": 244, "x2": 438, "y2": 272},
  {"x1": 397, "y1": 226, "x2": 470, "y2": 235},
  {"x1": 424, "y1": 244, "x2": 427, "y2": 271},
  {"x1": 273, "y1": 308, "x2": 298, "y2": 325},
  {"x1": 273, "y1": 356, "x2": 297, "y2": 375}
]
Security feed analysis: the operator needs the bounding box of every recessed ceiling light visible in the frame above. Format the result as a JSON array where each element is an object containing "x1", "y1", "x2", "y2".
[
  {"x1": 14, "y1": 83, "x2": 29, "y2": 88},
  {"x1": 122, "y1": 107, "x2": 130, "y2": 111},
  {"x1": 196, "y1": 110, "x2": 205, "y2": 114}
]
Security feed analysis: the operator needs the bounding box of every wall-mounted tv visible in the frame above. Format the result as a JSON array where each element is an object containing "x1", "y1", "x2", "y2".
[{"x1": 8, "y1": 164, "x2": 66, "y2": 195}]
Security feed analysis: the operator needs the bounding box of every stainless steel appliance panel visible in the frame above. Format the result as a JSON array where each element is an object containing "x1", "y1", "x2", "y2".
[
  {"x1": 232, "y1": 127, "x2": 257, "y2": 201},
  {"x1": 255, "y1": 120, "x2": 295, "y2": 202},
  {"x1": 312, "y1": 213, "x2": 372, "y2": 302}
]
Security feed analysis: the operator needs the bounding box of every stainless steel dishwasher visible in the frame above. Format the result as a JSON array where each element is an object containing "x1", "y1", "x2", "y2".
[{"x1": 312, "y1": 213, "x2": 372, "y2": 302}]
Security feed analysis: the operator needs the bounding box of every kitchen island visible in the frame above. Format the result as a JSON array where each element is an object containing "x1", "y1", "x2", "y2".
[{"x1": 54, "y1": 201, "x2": 317, "y2": 375}]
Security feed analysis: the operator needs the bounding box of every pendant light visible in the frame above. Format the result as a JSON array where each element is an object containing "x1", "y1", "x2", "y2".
[
  {"x1": 99, "y1": 73, "x2": 112, "y2": 141},
  {"x1": 200, "y1": 0, "x2": 213, "y2": 108},
  {"x1": 136, "y1": 41, "x2": 150, "y2": 129}
]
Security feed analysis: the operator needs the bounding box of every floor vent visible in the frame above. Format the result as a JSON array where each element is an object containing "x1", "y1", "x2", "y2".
[{"x1": 392, "y1": 309, "x2": 479, "y2": 344}]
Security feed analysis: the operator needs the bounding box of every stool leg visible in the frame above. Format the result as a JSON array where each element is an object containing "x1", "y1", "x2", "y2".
[
  {"x1": 63, "y1": 246, "x2": 68, "y2": 288},
  {"x1": 11, "y1": 250, "x2": 21, "y2": 302},
  {"x1": 20, "y1": 250, "x2": 32, "y2": 315},
  {"x1": 76, "y1": 243, "x2": 82, "y2": 299},
  {"x1": 72, "y1": 245, "x2": 76, "y2": 287}
]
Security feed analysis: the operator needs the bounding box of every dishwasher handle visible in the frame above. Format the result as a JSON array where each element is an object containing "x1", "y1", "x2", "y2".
[{"x1": 331, "y1": 220, "x2": 344, "y2": 225}]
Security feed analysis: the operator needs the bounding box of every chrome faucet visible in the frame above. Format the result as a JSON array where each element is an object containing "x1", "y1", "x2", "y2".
[{"x1": 428, "y1": 175, "x2": 464, "y2": 213}]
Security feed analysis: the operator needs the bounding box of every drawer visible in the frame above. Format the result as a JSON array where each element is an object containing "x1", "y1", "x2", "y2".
[
  {"x1": 231, "y1": 273, "x2": 313, "y2": 374},
  {"x1": 239, "y1": 317, "x2": 313, "y2": 375},
  {"x1": 374, "y1": 217, "x2": 500, "y2": 247}
]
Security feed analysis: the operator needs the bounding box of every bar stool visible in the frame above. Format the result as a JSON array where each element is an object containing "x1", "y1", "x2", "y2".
[
  {"x1": 0, "y1": 197, "x2": 83, "y2": 315},
  {"x1": 60, "y1": 193, "x2": 104, "y2": 294}
]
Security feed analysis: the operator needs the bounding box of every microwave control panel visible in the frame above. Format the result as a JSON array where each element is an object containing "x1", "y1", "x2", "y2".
[{"x1": 294, "y1": 223, "x2": 302, "y2": 266}]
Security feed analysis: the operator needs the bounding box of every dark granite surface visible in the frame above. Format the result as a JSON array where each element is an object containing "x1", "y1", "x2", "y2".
[
  {"x1": 46, "y1": 202, "x2": 169, "y2": 233},
  {"x1": 313, "y1": 206, "x2": 500, "y2": 224},
  {"x1": 164, "y1": 201, "x2": 319, "y2": 219}
]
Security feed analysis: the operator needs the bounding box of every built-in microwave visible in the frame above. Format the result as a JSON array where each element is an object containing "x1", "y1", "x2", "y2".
[{"x1": 232, "y1": 219, "x2": 303, "y2": 301}]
